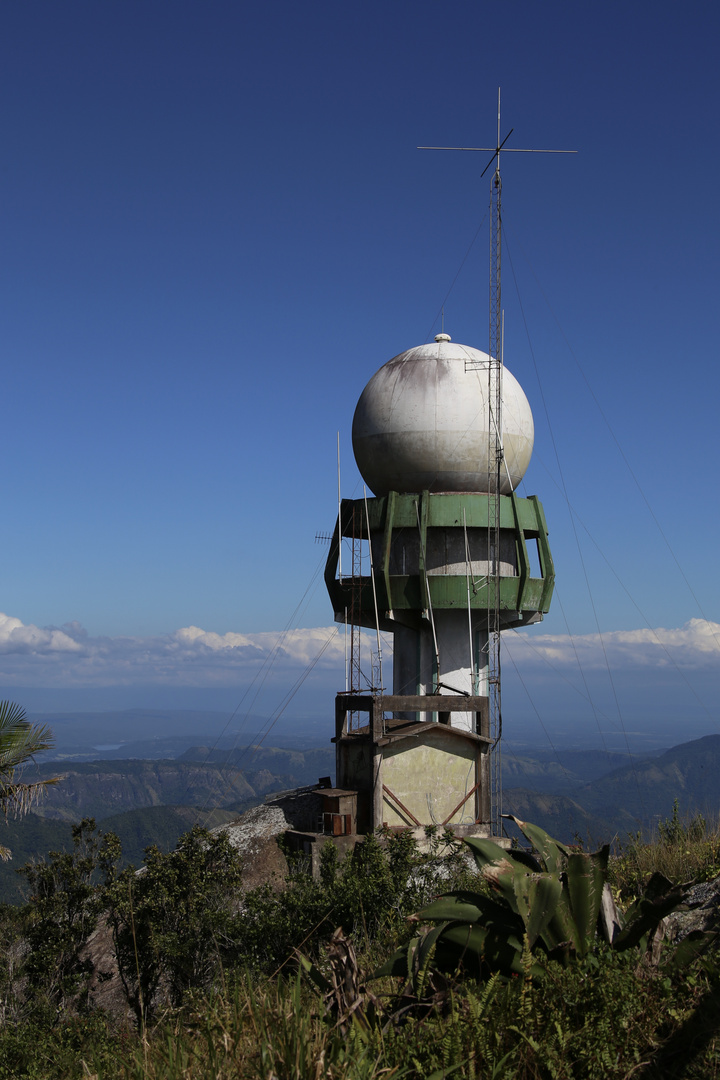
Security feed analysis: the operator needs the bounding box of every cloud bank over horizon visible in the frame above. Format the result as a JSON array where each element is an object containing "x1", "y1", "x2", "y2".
[
  {"x1": 0, "y1": 611, "x2": 717, "y2": 690},
  {"x1": 504, "y1": 618, "x2": 720, "y2": 671},
  {"x1": 0, "y1": 612, "x2": 346, "y2": 687}
]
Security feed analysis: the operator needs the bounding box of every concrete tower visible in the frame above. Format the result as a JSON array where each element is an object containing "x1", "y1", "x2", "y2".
[{"x1": 324, "y1": 333, "x2": 554, "y2": 840}]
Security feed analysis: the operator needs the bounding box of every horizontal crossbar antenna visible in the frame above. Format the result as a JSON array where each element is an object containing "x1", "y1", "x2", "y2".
[{"x1": 418, "y1": 146, "x2": 577, "y2": 153}]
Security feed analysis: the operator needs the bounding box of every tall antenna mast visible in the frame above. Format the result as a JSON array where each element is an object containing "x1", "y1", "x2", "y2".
[
  {"x1": 419, "y1": 91, "x2": 575, "y2": 832},
  {"x1": 487, "y1": 87, "x2": 504, "y2": 834}
]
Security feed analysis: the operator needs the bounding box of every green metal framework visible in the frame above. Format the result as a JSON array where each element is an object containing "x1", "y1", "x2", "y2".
[{"x1": 325, "y1": 490, "x2": 554, "y2": 632}]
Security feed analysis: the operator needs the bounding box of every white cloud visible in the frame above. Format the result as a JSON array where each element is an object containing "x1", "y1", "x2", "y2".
[
  {"x1": 0, "y1": 611, "x2": 716, "y2": 692},
  {"x1": 0, "y1": 612, "x2": 346, "y2": 687},
  {"x1": 505, "y1": 618, "x2": 720, "y2": 671},
  {"x1": 0, "y1": 613, "x2": 83, "y2": 654},
  {"x1": 172, "y1": 626, "x2": 258, "y2": 651}
]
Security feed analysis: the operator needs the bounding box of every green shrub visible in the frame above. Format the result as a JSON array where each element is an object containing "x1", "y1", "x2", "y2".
[
  {"x1": 109, "y1": 948, "x2": 720, "y2": 1079},
  {"x1": 104, "y1": 825, "x2": 244, "y2": 1026},
  {"x1": 0, "y1": 1011, "x2": 123, "y2": 1080},
  {"x1": 1, "y1": 814, "x2": 719, "y2": 1079},
  {"x1": 20, "y1": 818, "x2": 121, "y2": 1015},
  {"x1": 370, "y1": 946, "x2": 695, "y2": 1079},
  {"x1": 232, "y1": 827, "x2": 473, "y2": 974},
  {"x1": 378, "y1": 817, "x2": 695, "y2": 987}
]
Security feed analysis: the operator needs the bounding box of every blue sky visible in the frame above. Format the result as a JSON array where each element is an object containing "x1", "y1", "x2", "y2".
[{"x1": 0, "y1": 1, "x2": 718, "y2": 747}]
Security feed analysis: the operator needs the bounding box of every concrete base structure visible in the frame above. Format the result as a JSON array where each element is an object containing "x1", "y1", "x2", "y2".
[{"x1": 334, "y1": 693, "x2": 492, "y2": 835}]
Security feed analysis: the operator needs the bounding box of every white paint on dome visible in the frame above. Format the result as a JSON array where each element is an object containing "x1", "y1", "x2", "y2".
[{"x1": 352, "y1": 340, "x2": 534, "y2": 496}]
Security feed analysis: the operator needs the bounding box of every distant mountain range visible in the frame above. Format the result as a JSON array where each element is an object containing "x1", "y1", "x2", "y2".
[
  {"x1": 26, "y1": 747, "x2": 335, "y2": 823},
  {"x1": 2, "y1": 806, "x2": 239, "y2": 906},
  {"x1": 0, "y1": 748, "x2": 334, "y2": 903},
  {"x1": 4, "y1": 732, "x2": 720, "y2": 904},
  {"x1": 503, "y1": 749, "x2": 636, "y2": 794},
  {"x1": 27, "y1": 709, "x2": 332, "y2": 761},
  {"x1": 504, "y1": 735, "x2": 720, "y2": 843}
]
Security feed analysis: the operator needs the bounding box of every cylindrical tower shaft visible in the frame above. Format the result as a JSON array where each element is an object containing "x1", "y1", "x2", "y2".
[
  {"x1": 328, "y1": 332, "x2": 554, "y2": 838},
  {"x1": 392, "y1": 616, "x2": 488, "y2": 730}
]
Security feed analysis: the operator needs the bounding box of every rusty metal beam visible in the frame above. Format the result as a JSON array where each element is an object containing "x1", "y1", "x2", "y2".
[
  {"x1": 382, "y1": 784, "x2": 421, "y2": 827},
  {"x1": 442, "y1": 780, "x2": 482, "y2": 826}
]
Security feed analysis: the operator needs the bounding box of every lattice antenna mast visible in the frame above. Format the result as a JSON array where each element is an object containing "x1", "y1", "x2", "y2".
[
  {"x1": 349, "y1": 503, "x2": 363, "y2": 695},
  {"x1": 486, "y1": 89, "x2": 504, "y2": 833},
  {"x1": 419, "y1": 91, "x2": 575, "y2": 833}
]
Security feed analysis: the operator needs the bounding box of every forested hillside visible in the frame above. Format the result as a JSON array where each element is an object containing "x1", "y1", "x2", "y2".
[
  {"x1": 24, "y1": 748, "x2": 335, "y2": 823},
  {"x1": 0, "y1": 748, "x2": 335, "y2": 902},
  {"x1": 503, "y1": 735, "x2": 720, "y2": 842},
  {"x1": 7, "y1": 734, "x2": 720, "y2": 904}
]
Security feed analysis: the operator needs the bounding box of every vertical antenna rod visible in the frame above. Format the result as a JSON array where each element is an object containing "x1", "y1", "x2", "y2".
[
  {"x1": 486, "y1": 87, "x2": 504, "y2": 833},
  {"x1": 419, "y1": 93, "x2": 575, "y2": 834},
  {"x1": 337, "y1": 432, "x2": 342, "y2": 582}
]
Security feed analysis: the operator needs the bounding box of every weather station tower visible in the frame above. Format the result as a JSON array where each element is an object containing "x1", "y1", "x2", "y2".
[{"x1": 323, "y1": 97, "x2": 562, "y2": 843}]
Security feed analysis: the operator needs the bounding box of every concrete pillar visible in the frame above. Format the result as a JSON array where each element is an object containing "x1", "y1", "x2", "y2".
[{"x1": 392, "y1": 613, "x2": 488, "y2": 731}]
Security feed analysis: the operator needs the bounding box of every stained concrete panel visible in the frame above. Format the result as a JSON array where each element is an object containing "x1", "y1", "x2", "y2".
[{"x1": 382, "y1": 731, "x2": 478, "y2": 827}]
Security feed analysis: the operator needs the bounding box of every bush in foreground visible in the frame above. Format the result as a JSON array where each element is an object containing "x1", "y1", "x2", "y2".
[{"x1": 1, "y1": 814, "x2": 720, "y2": 1077}]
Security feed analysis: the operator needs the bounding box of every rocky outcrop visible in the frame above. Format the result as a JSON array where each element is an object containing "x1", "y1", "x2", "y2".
[
  {"x1": 220, "y1": 803, "x2": 290, "y2": 891},
  {"x1": 219, "y1": 787, "x2": 326, "y2": 890},
  {"x1": 80, "y1": 796, "x2": 309, "y2": 1022},
  {"x1": 81, "y1": 915, "x2": 131, "y2": 1022},
  {"x1": 666, "y1": 876, "x2": 720, "y2": 943}
]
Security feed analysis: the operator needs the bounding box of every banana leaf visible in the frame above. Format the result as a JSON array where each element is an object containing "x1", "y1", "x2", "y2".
[
  {"x1": 416, "y1": 891, "x2": 523, "y2": 934},
  {"x1": 476, "y1": 858, "x2": 525, "y2": 913},
  {"x1": 415, "y1": 921, "x2": 447, "y2": 974},
  {"x1": 613, "y1": 888, "x2": 686, "y2": 952},
  {"x1": 543, "y1": 884, "x2": 582, "y2": 956},
  {"x1": 296, "y1": 952, "x2": 333, "y2": 994},
  {"x1": 413, "y1": 897, "x2": 485, "y2": 924},
  {"x1": 623, "y1": 872, "x2": 676, "y2": 921},
  {"x1": 664, "y1": 930, "x2": 716, "y2": 971},
  {"x1": 464, "y1": 835, "x2": 542, "y2": 873},
  {"x1": 373, "y1": 933, "x2": 429, "y2": 979},
  {"x1": 438, "y1": 922, "x2": 545, "y2": 978}
]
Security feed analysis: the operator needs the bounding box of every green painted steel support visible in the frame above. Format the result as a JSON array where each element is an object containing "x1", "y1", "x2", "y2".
[
  {"x1": 511, "y1": 490, "x2": 529, "y2": 602},
  {"x1": 381, "y1": 490, "x2": 396, "y2": 618},
  {"x1": 415, "y1": 491, "x2": 430, "y2": 621},
  {"x1": 325, "y1": 490, "x2": 554, "y2": 632}
]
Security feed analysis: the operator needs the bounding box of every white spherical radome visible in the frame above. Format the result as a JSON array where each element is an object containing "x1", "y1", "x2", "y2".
[{"x1": 352, "y1": 336, "x2": 534, "y2": 496}]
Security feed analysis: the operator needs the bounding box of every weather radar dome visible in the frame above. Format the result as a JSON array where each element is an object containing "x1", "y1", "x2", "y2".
[{"x1": 352, "y1": 335, "x2": 534, "y2": 496}]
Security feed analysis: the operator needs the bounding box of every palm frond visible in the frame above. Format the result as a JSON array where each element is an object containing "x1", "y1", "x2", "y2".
[
  {"x1": 0, "y1": 701, "x2": 55, "y2": 775},
  {"x1": 0, "y1": 776, "x2": 62, "y2": 818},
  {"x1": 0, "y1": 701, "x2": 62, "y2": 859}
]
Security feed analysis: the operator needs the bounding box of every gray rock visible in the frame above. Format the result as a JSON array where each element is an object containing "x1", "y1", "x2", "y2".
[{"x1": 665, "y1": 876, "x2": 720, "y2": 942}]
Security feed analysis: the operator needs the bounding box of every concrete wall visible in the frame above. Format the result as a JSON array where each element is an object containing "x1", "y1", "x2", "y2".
[{"x1": 381, "y1": 731, "x2": 478, "y2": 827}]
